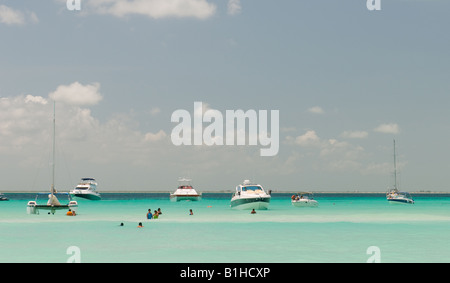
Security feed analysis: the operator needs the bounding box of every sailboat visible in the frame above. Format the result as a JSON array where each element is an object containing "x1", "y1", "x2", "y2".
[
  {"x1": 27, "y1": 102, "x2": 78, "y2": 215},
  {"x1": 386, "y1": 140, "x2": 414, "y2": 204}
]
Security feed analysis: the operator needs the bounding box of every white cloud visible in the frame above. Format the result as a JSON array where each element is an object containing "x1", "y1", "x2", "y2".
[
  {"x1": 0, "y1": 5, "x2": 25, "y2": 25},
  {"x1": 294, "y1": 130, "x2": 320, "y2": 147},
  {"x1": 49, "y1": 82, "x2": 103, "y2": 106},
  {"x1": 374, "y1": 123, "x2": 400, "y2": 134},
  {"x1": 144, "y1": 130, "x2": 167, "y2": 142},
  {"x1": 227, "y1": 0, "x2": 242, "y2": 15},
  {"x1": 150, "y1": 107, "x2": 161, "y2": 116},
  {"x1": 25, "y1": 95, "x2": 48, "y2": 105},
  {"x1": 28, "y1": 12, "x2": 39, "y2": 24},
  {"x1": 287, "y1": 130, "x2": 369, "y2": 173},
  {"x1": 341, "y1": 130, "x2": 369, "y2": 139},
  {"x1": 0, "y1": 92, "x2": 167, "y2": 168},
  {"x1": 0, "y1": 5, "x2": 39, "y2": 25},
  {"x1": 308, "y1": 106, "x2": 325, "y2": 114},
  {"x1": 85, "y1": 0, "x2": 217, "y2": 19}
]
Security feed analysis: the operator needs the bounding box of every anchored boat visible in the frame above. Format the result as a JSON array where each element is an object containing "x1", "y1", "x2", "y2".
[
  {"x1": 386, "y1": 139, "x2": 414, "y2": 204},
  {"x1": 71, "y1": 178, "x2": 101, "y2": 200},
  {"x1": 170, "y1": 178, "x2": 202, "y2": 202},
  {"x1": 27, "y1": 102, "x2": 78, "y2": 214},
  {"x1": 230, "y1": 180, "x2": 271, "y2": 210},
  {"x1": 291, "y1": 192, "x2": 318, "y2": 207}
]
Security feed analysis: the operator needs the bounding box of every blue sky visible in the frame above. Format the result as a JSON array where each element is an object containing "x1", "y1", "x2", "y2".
[{"x1": 0, "y1": 0, "x2": 449, "y2": 192}]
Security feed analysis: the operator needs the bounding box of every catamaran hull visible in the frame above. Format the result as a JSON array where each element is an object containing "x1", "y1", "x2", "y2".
[
  {"x1": 230, "y1": 197, "x2": 270, "y2": 210},
  {"x1": 27, "y1": 201, "x2": 78, "y2": 215}
]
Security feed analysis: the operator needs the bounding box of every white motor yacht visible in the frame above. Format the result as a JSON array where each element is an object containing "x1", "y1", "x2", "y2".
[
  {"x1": 71, "y1": 178, "x2": 101, "y2": 200},
  {"x1": 291, "y1": 192, "x2": 318, "y2": 207},
  {"x1": 230, "y1": 180, "x2": 271, "y2": 210},
  {"x1": 170, "y1": 178, "x2": 202, "y2": 202}
]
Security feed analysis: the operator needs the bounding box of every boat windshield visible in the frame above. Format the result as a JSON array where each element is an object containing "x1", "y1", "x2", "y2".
[{"x1": 242, "y1": 186, "x2": 263, "y2": 191}]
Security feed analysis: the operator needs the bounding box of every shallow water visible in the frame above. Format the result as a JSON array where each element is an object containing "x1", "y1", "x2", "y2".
[{"x1": 1, "y1": 193, "x2": 450, "y2": 262}]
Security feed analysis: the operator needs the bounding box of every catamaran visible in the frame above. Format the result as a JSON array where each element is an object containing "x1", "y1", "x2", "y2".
[
  {"x1": 27, "y1": 102, "x2": 78, "y2": 215},
  {"x1": 386, "y1": 139, "x2": 414, "y2": 204}
]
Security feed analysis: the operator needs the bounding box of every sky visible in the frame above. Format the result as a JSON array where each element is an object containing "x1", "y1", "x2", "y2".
[{"x1": 0, "y1": 0, "x2": 449, "y2": 192}]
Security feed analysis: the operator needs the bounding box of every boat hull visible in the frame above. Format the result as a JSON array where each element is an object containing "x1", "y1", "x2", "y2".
[
  {"x1": 170, "y1": 194, "x2": 202, "y2": 202},
  {"x1": 292, "y1": 200, "x2": 318, "y2": 207},
  {"x1": 230, "y1": 196, "x2": 271, "y2": 210},
  {"x1": 387, "y1": 198, "x2": 414, "y2": 204},
  {"x1": 72, "y1": 193, "x2": 101, "y2": 201},
  {"x1": 27, "y1": 200, "x2": 78, "y2": 215}
]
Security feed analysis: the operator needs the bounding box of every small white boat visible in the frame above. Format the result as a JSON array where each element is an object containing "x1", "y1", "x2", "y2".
[
  {"x1": 387, "y1": 190, "x2": 414, "y2": 204},
  {"x1": 0, "y1": 193, "x2": 9, "y2": 201},
  {"x1": 291, "y1": 192, "x2": 318, "y2": 207},
  {"x1": 230, "y1": 180, "x2": 271, "y2": 210},
  {"x1": 170, "y1": 178, "x2": 202, "y2": 202},
  {"x1": 386, "y1": 140, "x2": 414, "y2": 204},
  {"x1": 71, "y1": 178, "x2": 101, "y2": 200}
]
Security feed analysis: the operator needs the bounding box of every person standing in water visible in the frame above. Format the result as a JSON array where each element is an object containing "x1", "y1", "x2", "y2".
[{"x1": 147, "y1": 209, "x2": 153, "y2": 219}]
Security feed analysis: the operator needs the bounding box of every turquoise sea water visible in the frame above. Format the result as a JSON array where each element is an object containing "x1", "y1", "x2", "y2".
[{"x1": 1, "y1": 193, "x2": 450, "y2": 263}]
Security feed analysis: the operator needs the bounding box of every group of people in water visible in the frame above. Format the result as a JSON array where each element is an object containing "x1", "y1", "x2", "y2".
[{"x1": 147, "y1": 208, "x2": 163, "y2": 219}]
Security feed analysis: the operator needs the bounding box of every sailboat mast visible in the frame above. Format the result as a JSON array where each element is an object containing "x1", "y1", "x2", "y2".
[
  {"x1": 51, "y1": 101, "x2": 56, "y2": 196},
  {"x1": 393, "y1": 139, "x2": 397, "y2": 191}
]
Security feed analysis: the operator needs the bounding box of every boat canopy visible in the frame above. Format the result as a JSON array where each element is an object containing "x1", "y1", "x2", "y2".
[
  {"x1": 178, "y1": 185, "x2": 193, "y2": 189},
  {"x1": 242, "y1": 185, "x2": 263, "y2": 191}
]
